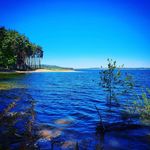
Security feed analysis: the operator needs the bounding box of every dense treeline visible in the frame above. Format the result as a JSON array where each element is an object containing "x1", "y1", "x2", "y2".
[{"x1": 0, "y1": 27, "x2": 43, "y2": 70}]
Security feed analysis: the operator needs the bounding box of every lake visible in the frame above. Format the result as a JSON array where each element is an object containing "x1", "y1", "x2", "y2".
[{"x1": 0, "y1": 70, "x2": 150, "y2": 149}]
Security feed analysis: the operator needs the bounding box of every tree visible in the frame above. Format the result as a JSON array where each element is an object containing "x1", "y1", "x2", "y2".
[
  {"x1": 0, "y1": 26, "x2": 43, "y2": 70},
  {"x1": 0, "y1": 28, "x2": 17, "y2": 69},
  {"x1": 100, "y1": 59, "x2": 134, "y2": 106}
]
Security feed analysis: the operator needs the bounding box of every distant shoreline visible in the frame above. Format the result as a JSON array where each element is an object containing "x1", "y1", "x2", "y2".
[{"x1": 0, "y1": 69, "x2": 75, "y2": 74}]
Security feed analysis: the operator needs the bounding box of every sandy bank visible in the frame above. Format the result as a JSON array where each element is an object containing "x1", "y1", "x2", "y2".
[
  {"x1": 16, "y1": 69, "x2": 75, "y2": 73},
  {"x1": 0, "y1": 69, "x2": 75, "y2": 74}
]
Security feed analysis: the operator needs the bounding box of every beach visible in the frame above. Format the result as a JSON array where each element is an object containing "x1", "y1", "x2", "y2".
[{"x1": 0, "y1": 69, "x2": 75, "y2": 74}]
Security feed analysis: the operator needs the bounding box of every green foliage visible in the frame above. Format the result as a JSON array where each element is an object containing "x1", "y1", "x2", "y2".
[
  {"x1": 0, "y1": 27, "x2": 43, "y2": 70},
  {"x1": 100, "y1": 59, "x2": 134, "y2": 105},
  {"x1": 124, "y1": 88, "x2": 150, "y2": 125},
  {"x1": 133, "y1": 88, "x2": 150, "y2": 123}
]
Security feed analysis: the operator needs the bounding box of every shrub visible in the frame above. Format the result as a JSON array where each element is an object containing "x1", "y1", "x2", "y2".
[{"x1": 100, "y1": 59, "x2": 134, "y2": 105}]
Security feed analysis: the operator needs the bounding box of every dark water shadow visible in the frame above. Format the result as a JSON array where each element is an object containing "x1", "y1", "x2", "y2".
[{"x1": 0, "y1": 88, "x2": 37, "y2": 149}]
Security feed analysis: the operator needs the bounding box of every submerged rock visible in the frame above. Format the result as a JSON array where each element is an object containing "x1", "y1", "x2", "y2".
[
  {"x1": 54, "y1": 118, "x2": 72, "y2": 125},
  {"x1": 61, "y1": 140, "x2": 76, "y2": 149},
  {"x1": 39, "y1": 129, "x2": 62, "y2": 140}
]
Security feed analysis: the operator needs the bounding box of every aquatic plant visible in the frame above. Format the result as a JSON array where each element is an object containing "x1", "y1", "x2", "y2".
[
  {"x1": 0, "y1": 92, "x2": 37, "y2": 149},
  {"x1": 0, "y1": 72, "x2": 25, "y2": 80},
  {"x1": 0, "y1": 82, "x2": 26, "y2": 90},
  {"x1": 0, "y1": 82, "x2": 13, "y2": 90},
  {"x1": 130, "y1": 88, "x2": 150, "y2": 124}
]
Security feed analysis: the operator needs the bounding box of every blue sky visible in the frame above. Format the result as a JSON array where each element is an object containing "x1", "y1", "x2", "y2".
[{"x1": 0, "y1": 0, "x2": 150, "y2": 68}]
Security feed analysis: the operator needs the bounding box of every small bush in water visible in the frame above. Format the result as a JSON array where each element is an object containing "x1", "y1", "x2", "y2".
[
  {"x1": 100, "y1": 59, "x2": 134, "y2": 105},
  {"x1": 133, "y1": 88, "x2": 150, "y2": 123}
]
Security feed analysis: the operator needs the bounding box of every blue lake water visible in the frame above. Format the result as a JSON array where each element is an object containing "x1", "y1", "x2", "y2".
[{"x1": 0, "y1": 69, "x2": 150, "y2": 149}]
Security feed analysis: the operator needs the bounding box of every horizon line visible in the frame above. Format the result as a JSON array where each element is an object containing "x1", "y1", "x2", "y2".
[{"x1": 42, "y1": 64, "x2": 150, "y2": 69}]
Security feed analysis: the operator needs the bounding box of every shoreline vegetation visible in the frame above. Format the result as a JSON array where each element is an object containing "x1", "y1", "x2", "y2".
[
  {"x1": 0, "y1": 27, "x2": 43, "y2": 71},
  {"x1": 0, "y1": 27, "x2": 76, "y2": 73},
  {"x1": 0, "y1": 64, "x2": 75, "y2": 74}
]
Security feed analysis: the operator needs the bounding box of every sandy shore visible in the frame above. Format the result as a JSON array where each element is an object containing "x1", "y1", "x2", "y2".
[
  {"x1": 0, "y1": 69, "x2": 75, "y2": 74},
  {"x1": 16, "y1": 69, "x2": 75, "y2": 73}
]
